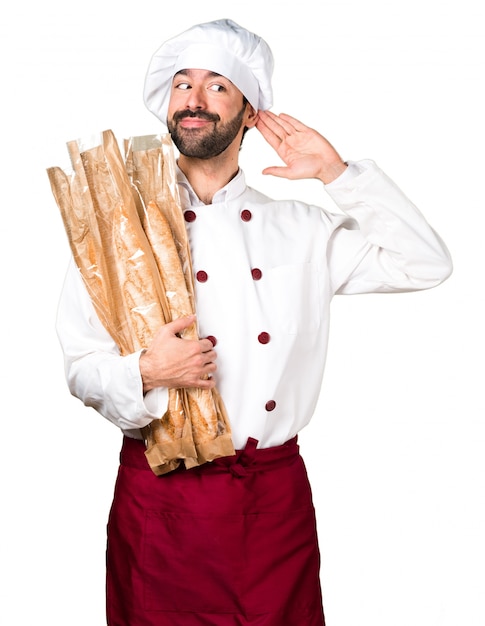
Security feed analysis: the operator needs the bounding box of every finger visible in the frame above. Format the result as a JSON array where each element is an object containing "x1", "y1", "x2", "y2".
[
  {"x1": 278, "y1": 112, "x2": 309, "y2": 132},
  {"x1": 166, "y1": 315, "x2": 197, "y2": 335},
  {"x1": 257, "y1": 110, "x2": 290, "y2": 138},
  {"x1": 256, "y1": 115, "x2": 283, "y2": 150},
  {"x1": 261, "y1": 111, "x2": 287, "y2": 141},
  {"x1": 262, "y1": 165, "x2": 293, "y2": 179},
  {"x1": 260, "y1": 110, "x2": 302, "y2": 139},
  {"x1": 264, "y1": 111, "x2": 299, "y2": 137},
  {"x1": 199, "y1": 338, "x2": 218, "y2": 354},
  {"x1": 191, "y1": 365, "x2": 217, "y2": 388},
  {"x1": 200, "y1": 349, "x2": 217, "y2": 366},
  {"x1": 204, "y1": 360, "x2": 217, "y2": 375},
  {"x1": 194, "y1": 376, "x2": 216, "y2": 390}
]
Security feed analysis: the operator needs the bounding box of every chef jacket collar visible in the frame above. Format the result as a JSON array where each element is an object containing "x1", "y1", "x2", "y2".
[{"x1": 176, "y1": 165, "x2": 247, "y2": 206}]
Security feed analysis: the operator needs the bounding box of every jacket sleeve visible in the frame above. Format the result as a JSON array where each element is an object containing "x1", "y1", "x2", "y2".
[
  {"x1": 324, "y1": 160, "x2": 453, "y2": 295},
  {"x1": 55, "y1": 259, "x2": 168, "y2": 435}
]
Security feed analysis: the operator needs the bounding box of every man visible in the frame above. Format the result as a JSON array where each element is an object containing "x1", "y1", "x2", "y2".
[{"x1": 56, "y1": 18, "x2": 452, "y2": 626}]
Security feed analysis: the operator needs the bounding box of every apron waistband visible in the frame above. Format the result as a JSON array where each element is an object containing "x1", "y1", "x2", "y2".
[{"x1": 120, "y1": 435, "x2": 300, "y2": 477}]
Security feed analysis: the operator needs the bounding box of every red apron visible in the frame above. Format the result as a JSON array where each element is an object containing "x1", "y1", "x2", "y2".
[{"x1": 106, "y1": 436, "x2": 326, "y2": 625}]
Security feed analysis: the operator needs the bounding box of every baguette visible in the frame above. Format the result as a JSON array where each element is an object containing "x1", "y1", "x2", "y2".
[
  {"x1": 127, "y1": 136, "x2": 235, "y2": 465},
  {"x1": 49, "y1": 129, "x2": 235, "y2": 474},
  {"x1": 47, "y1": 165, "x2": 123, "y2": 349},
  {"x1": 50, "y1": 131, "x2": 198, "y2": 474}
]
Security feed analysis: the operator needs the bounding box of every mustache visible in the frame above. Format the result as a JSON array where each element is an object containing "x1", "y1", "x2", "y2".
[{"x1": 172, "y1": 110, "x2": 220, "y2": 123}]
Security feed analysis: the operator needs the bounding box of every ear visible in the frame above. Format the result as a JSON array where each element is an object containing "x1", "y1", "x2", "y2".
[{"x1": 244, "y1": 103, "x2": 258, "y2": 129}]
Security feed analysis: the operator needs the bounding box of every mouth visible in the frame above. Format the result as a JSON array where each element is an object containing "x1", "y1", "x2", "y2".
[
  {"x1": 178, "y1": 117, "x2": 213, "y2": 129},
  {"x1": 172, "y1": 110, "x2": 220, "y2": 130}
]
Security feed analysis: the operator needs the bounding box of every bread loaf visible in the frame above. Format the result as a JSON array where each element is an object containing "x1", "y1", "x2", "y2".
[
  {"x1": 127, "y1": 138, "x2": 235, "y2": 464},
  {"x1": 48, "y1": 129, "x2": 235, "y2": 475}
]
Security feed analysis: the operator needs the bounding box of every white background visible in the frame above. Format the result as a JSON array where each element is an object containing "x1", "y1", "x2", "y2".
[{"x1": 1, "y1": 1, "x2": 484, "y2": 624}]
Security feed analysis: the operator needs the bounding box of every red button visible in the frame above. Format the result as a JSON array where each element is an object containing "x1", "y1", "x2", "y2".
[
  {"x1": 206, "y1": 335, "x2": 217, "y2": 347},
  {"x1": 265, "y1": 400, "x2": 276, "y2": 412},
  {"x1": 184, "y1": 210, "x2": 197, "y2": 222},
  {"x1": 241, "y1": 209, "x2": 252, "y2": 222},
  {"x1": 251, "y1": 268, "x2": 262, "y2": 280},
  {"x1": 196, "y1": 270, "x2": 208, "y2": 282},
  {"x1": 258, "y1": 332, "x2": 270, "y2": 344}
]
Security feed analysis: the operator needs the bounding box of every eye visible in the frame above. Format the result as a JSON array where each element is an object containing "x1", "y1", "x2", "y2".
[
  {"x1": 209, "y1": 83, "x2": 225, "y2": 93},
  {"x1": 175, "y1": 82, "x2": 191, "y2": 90}
]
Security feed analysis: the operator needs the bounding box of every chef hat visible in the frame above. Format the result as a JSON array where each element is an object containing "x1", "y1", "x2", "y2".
[{"x1": 143, "y1": 18, "x2": 274, "y2": 124}]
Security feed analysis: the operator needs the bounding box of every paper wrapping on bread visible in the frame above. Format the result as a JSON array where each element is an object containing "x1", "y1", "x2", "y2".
[{"x1": 47, "y1": 129, "x2": 235, "y2": 475}]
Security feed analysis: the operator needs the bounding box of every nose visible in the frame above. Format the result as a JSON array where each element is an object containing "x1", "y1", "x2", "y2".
[{"x1": 184, "y1": 85, "x2": 207, "y2": 111}]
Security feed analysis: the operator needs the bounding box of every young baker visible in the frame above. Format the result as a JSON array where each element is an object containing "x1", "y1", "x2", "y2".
[{"x1": 56, "y1": 18, "x2": 452, "y2": 626}]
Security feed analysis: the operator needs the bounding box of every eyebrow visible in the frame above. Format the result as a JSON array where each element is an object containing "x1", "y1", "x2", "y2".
[{"x1": 174, "y1": 69, "x2": 224, "y2": 79}]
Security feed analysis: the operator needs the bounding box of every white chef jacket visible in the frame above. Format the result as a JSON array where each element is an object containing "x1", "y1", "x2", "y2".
[{"x1": 56, "y1": 159, "x2": 452, "y2": 449}]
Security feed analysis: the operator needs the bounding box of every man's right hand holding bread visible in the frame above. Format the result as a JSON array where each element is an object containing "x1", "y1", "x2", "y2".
[{"x1": 139, "y1": 315, "x2": 218, "y2": 394}]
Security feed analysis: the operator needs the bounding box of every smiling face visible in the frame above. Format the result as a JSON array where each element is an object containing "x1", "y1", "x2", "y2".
[{"x1": 167, "y1": 69, "x2": 256, "y2": 159}]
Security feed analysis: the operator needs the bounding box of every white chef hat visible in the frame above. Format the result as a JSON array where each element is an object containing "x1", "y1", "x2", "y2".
[{"x1": 143, "y1": 18, "x2": 274, "y2": 124}]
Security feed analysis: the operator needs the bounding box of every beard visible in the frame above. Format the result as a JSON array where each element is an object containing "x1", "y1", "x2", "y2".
[{"x1": 168, "y1": 105, "x2": 246, "y2": 159}]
